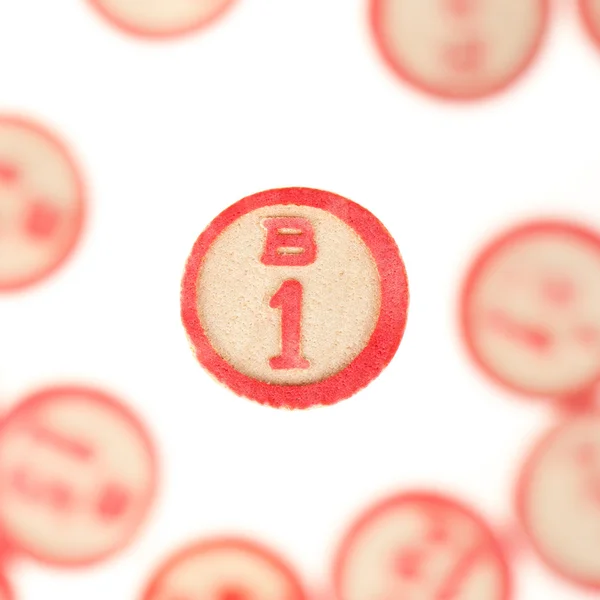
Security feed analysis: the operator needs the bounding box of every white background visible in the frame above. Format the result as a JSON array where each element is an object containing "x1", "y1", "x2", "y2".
[{"x1": 1, "y1": 0, "x2": 600, "y2": 598}]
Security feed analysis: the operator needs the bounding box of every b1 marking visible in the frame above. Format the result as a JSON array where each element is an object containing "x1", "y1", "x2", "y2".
[
  {"x1": 0, "y1": 386, "x2": 157, "y2": 567},
  {"x1": 334, "y1": 492, "x2": 511, "y2": 600},
  {"x1": 0, "y1": 116, "x2": 85, "y2": 291},
  {"x1": 181, "y1": 187, "x2": 409, "y2": 409},
  {"x1": 140, "y1": 538, "x2": 307, "y2": 600},
  {"x1": 88, "y1": 0, "x2": 236, "y2": 39},
  {"x1": 262, "y1": 218, "x2": 314, "y2": 370},
  {"x1": 370, "y1": 0, "x2": 548, "y2": 100},
  {"x1": 517, "y1": 412, "x2": 600, "y2": 590},
  {"x1": 460, "y1": 220, "x2": 600, "y2": 400}
]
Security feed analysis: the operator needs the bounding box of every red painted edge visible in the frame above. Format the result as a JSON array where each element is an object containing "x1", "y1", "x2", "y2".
[
  {"x1": 0, "y1": 115, "x2": 85, "y2": 293},
  {"x1": 515, "y1": 413, "x2": 600, "y2": 591},
  {"x1": 181, "y1": 187, "x2": 410, "y2": 410},
  {"x1": 140, "y1": 536, "x2": 307, "y2": 600},
  {"x1": 579, "y1": 0, "x2": 600, "y2": 52},
  {"x1": 87, "y1": 0, "x2": 237, "y2": 41},
  {"x1": 0, "y1": 572, "x2": 14, "y2": 600},
  {"x1": 459, "y1": 219, "x2": 600, "y2": 400},
  {"x1": 0, "y1": 385, "x2": 158, "y2": 568},
  {"x1": 333, "y1": 490, "x2": 512, "y2": 600},
  {"x1": 369, "y1": 0, "x2": 550, "y2": 102}
]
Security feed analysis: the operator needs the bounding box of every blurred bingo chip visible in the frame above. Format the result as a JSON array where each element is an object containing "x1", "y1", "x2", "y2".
[
  {"x1": 0, "y1": 116, "x2": 84, "y2": 291},
  {"x1": 0, "y1": 386, "x2": 157, "y2": 566},
  {"x1": 89, "y1": 0, "x2": 236, "y2": 38},
  {"x1": 518, "y1": 412, "x2": 600, "y2": 589},
  {"x1": 461, "y1": 221, "x2": 600, "y2": 400},
  {"x1": 370, "y1": 0, "x2": 548, "y2": 100},
  {"x1": 334, "y1": 492, "x2": 511, "y2": 600},
  {"x1": 141, "y1": 538, "x2": 306, "y2": 600}
]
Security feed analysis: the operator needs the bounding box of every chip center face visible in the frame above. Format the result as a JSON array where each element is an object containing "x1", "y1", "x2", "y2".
[
  {"x1": 196, "y1": 204, "x2": 382, "y2": 386},
  {"x1": 0, "y1": 389, "x2": 155, "y2": 565},
  {"x1": 519, "y1": 414, "x2": 600, "y2": 586},
  {"x1": 336, "y1": 496, "x2": 509, "y2": 600},
  {"x1": 464, "y1": 229, "x2": 600, "y2": 396},
  {"x1": 373, "y1": 0, "x2": 546, "y2": 98},
  {"x1": 0, "y1": 119, "x2": 83, "y2": 290}
]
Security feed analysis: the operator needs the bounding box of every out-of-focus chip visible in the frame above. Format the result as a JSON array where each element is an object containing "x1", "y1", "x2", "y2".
[
  {"x1": 461, "y1": 220, "x2": 600, "y2": 401},
  {"x1": 0, "y1": 386, "x2": 157, "y2": 567},
  {"x1": 88, "y1": 0, "x2": 236, "y2": 39},
  {"x1": 518, "y1": 412, "x2": 600, "y2": 590},
  {"x1": 370, "y1": 0, "x2": 548, "y2": 100},
  {"x1": 140, "y1": 538, "x2": 306, "y2": 600},
  {"x1": 334, "y1": 491, "x2": 511, "y2": 600},
  {"x1": 0, "y1": 116, "x2": 85, "y2": 292}
]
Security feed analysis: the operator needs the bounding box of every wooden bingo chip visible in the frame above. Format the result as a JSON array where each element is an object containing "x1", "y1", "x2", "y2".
[
  {"x1": 0, "y1": 386, "x2": 157, "y2": 567},
  {"x1": 517, "y1": 412, "x2": 600, "y2": 590},
  {"x1": 334, "y1": 492, "x2": 511, "y2": 600},
  {"x1": 580, "y1": 0, "x2": 600, "y2": 52},
  {"x1": 0, "y1": 116, "x2": 85, "y2": 292},
  {"x1": 370, "y1": 0, "x2": 549, "y2": 101},
  {"x1": 88, "y1": 0, "x2": 236, "y2": 39},
  {"x1": 460, "y1": 220, "x2": 600, "y2": 402},
  {"x1": 181, "y1": 187, "x2": 409, "y2": 410},
  {"x1": 140, "y1": 537, "x2": 307, "y2": 600}
]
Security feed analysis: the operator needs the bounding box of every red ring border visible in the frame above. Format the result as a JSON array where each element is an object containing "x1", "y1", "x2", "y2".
[
  {"x1": 87, "y1": 0, "x2": 237, "y2": 40},
  {"x1": 140, "y1": 536, "x2": 307, "y2": 600},
  {"x1": 333, "y1": 490, "x2": 512, "y2": 600},
  {"x1": 180, "y1": 187, "x2": 410, "y2": 410},
  {"x1": 579, "y1": 0, "x2": 600, "y2": 52},
  {"x1": 369, "y1": 0, "x2": 551, "y2": 102},
  {"x1": 0, "y1": 385, "x2": 158, "y2": 568},
  {"x1": 459, "y1": 219, "x2": 600, "y2": 401},
  {"x1": 0, "y1": 573, "x2": 13, "y2": 600},
  {"x1": 0, "y1": 115, "x2": 86, "y2": 293}
]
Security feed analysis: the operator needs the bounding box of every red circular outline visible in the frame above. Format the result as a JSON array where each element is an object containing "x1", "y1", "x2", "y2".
[
  {"x1": 579, "y1": 0, "x2": 600, "y2": 52},
  {"x1": 0, "y1": 385, "x2": 158, "y2": 568},
  {"x1": 180, "y1": 187, "x2": 410, "y2": 410},
  {"x1": 87, "y1": 0, "x2": 237, "y2": 40},
  {"x1": 333, "y1": 491, "x2": 512, "y2": 600},
  {"x1": 369, "y1": 0, "x2": 550, "y2": 102},
  {"x1": 140, "y1": 536, "x2": 307, "y2": 600},
  {"x1": 0, "y1": 115, "x2": 86, "y2": 293},
  {"x1": 0, "y1": 573, "x2": 13, "y2": 600},
  {"x1": 459, "y1": 219, "x2": 600, "y2": 400},
  {"x1": 516, "y1": 412, "x2": 600, "y2": 591}
]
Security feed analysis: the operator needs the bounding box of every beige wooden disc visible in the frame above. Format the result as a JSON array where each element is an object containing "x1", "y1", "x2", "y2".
[
  {"x1": 196, "y1": 204, "x2": 381, "y2": 386},
  {"x1": 91, "y1": 0, "x2": 233, "y2": 36},
  {"x1": 0, "y1": 389, "x2": 155, "y2": 564},
  {"x1": 0, "y1": 119, "x2": 83, "y2": 290},
  {"x1": 143, "y1": 541, "x2": 304, "y2": 600},
  {"x1": 336, "y1": 497, "x2": 508, "y2": 600},
  {"x1": 465, "y1": 230, "x2": 600, "y2": 396},
  {"x1": 373, "y1": 0, "x2": 545, "y2": 98},
  {"x1": 519, "y1": 414, "x2": 600, "y2": 585}
]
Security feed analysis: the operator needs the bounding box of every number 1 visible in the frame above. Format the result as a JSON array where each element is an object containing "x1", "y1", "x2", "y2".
[{"x1": 269, "y1": 280, "x2": 310, "y2": 370}]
